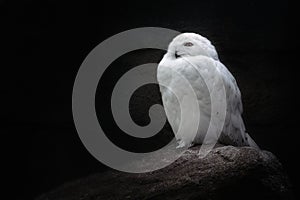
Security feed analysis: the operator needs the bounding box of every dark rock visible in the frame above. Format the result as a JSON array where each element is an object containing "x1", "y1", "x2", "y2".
[{"x1": 36, "y1": 145, "x2": 294, "y2": 200}]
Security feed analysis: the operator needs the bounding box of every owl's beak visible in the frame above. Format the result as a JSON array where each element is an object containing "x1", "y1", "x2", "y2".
[{"x1": 175, "y1": 51, "x2": 181, "y2": 59}]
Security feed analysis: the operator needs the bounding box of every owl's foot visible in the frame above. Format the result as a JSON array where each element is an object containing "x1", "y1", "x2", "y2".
[
  {"x1": 176, "y1": 140, "x2": 186, "y2": 148},
  {"x1": 176, "y1": 140, "x2": 192, "y2": 149}
]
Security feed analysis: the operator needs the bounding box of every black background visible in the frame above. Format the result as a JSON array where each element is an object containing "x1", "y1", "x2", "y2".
[{"x1": 2, "y1": 0, "x2": 298, "y2": 199}]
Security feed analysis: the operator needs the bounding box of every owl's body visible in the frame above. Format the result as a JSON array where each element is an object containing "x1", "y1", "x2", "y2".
[{"x1": 157, "y1": 33, "x2": 258, "y2": 148}]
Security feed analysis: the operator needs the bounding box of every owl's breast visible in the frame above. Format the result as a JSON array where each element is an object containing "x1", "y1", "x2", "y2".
[{"x1": 157, "y1": 56, "x2": 213, "y2": 105}]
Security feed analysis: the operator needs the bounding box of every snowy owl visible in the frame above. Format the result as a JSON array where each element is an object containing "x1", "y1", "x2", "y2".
[{"x1": 157, "y1": 33, "x2": 259, "y2": 149}]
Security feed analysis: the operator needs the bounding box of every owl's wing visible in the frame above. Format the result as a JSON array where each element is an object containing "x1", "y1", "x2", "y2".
[{"x1": 215, "y1": 62, "x2": 259, "y2": 147}]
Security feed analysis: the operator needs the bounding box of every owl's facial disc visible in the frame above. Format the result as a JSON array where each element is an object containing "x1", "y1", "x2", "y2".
[
  {"x1": 168, "y1": 33, "x2": 219, "y2": 60},
  {"x1": 174, "y1": 41, "x2": 195, "y2": 58}
]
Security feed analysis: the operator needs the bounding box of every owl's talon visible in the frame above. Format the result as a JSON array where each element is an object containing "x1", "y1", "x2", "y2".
[{"x1": 176, "y1": 140, "x2": 186, "y2": 148}]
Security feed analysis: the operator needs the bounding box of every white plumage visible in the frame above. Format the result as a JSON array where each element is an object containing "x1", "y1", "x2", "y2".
[{"x1": 157, "y1": 33, "x2": 259, "y2": 148}]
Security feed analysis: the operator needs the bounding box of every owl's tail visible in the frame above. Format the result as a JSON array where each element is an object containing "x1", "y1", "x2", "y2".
[{"x1": 245, "y1": 133, "x2": 260, "y2": 149}]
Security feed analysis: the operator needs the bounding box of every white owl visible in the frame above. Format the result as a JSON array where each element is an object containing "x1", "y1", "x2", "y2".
[{"x1": 157, "y1": 33, "x2": 259, "y2": 149}]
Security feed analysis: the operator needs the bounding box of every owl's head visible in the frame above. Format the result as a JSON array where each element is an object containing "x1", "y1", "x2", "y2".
[{"x1": 167, "y1": 33, "x2": 219, "y2": 60}]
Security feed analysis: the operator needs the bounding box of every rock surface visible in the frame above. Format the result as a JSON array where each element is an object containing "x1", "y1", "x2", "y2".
[{"x1": 36, "y1": 145, "x2": 294, "y2": 200}]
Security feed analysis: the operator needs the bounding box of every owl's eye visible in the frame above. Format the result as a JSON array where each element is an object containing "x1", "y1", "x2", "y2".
[{"x1": 183, "y1": 42, "x2": 194, "y2": 47}]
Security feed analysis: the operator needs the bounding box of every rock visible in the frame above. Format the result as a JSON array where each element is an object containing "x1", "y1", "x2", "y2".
[{"x1": 36, "y1": 145, "x2": 294, "y2": 200}]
